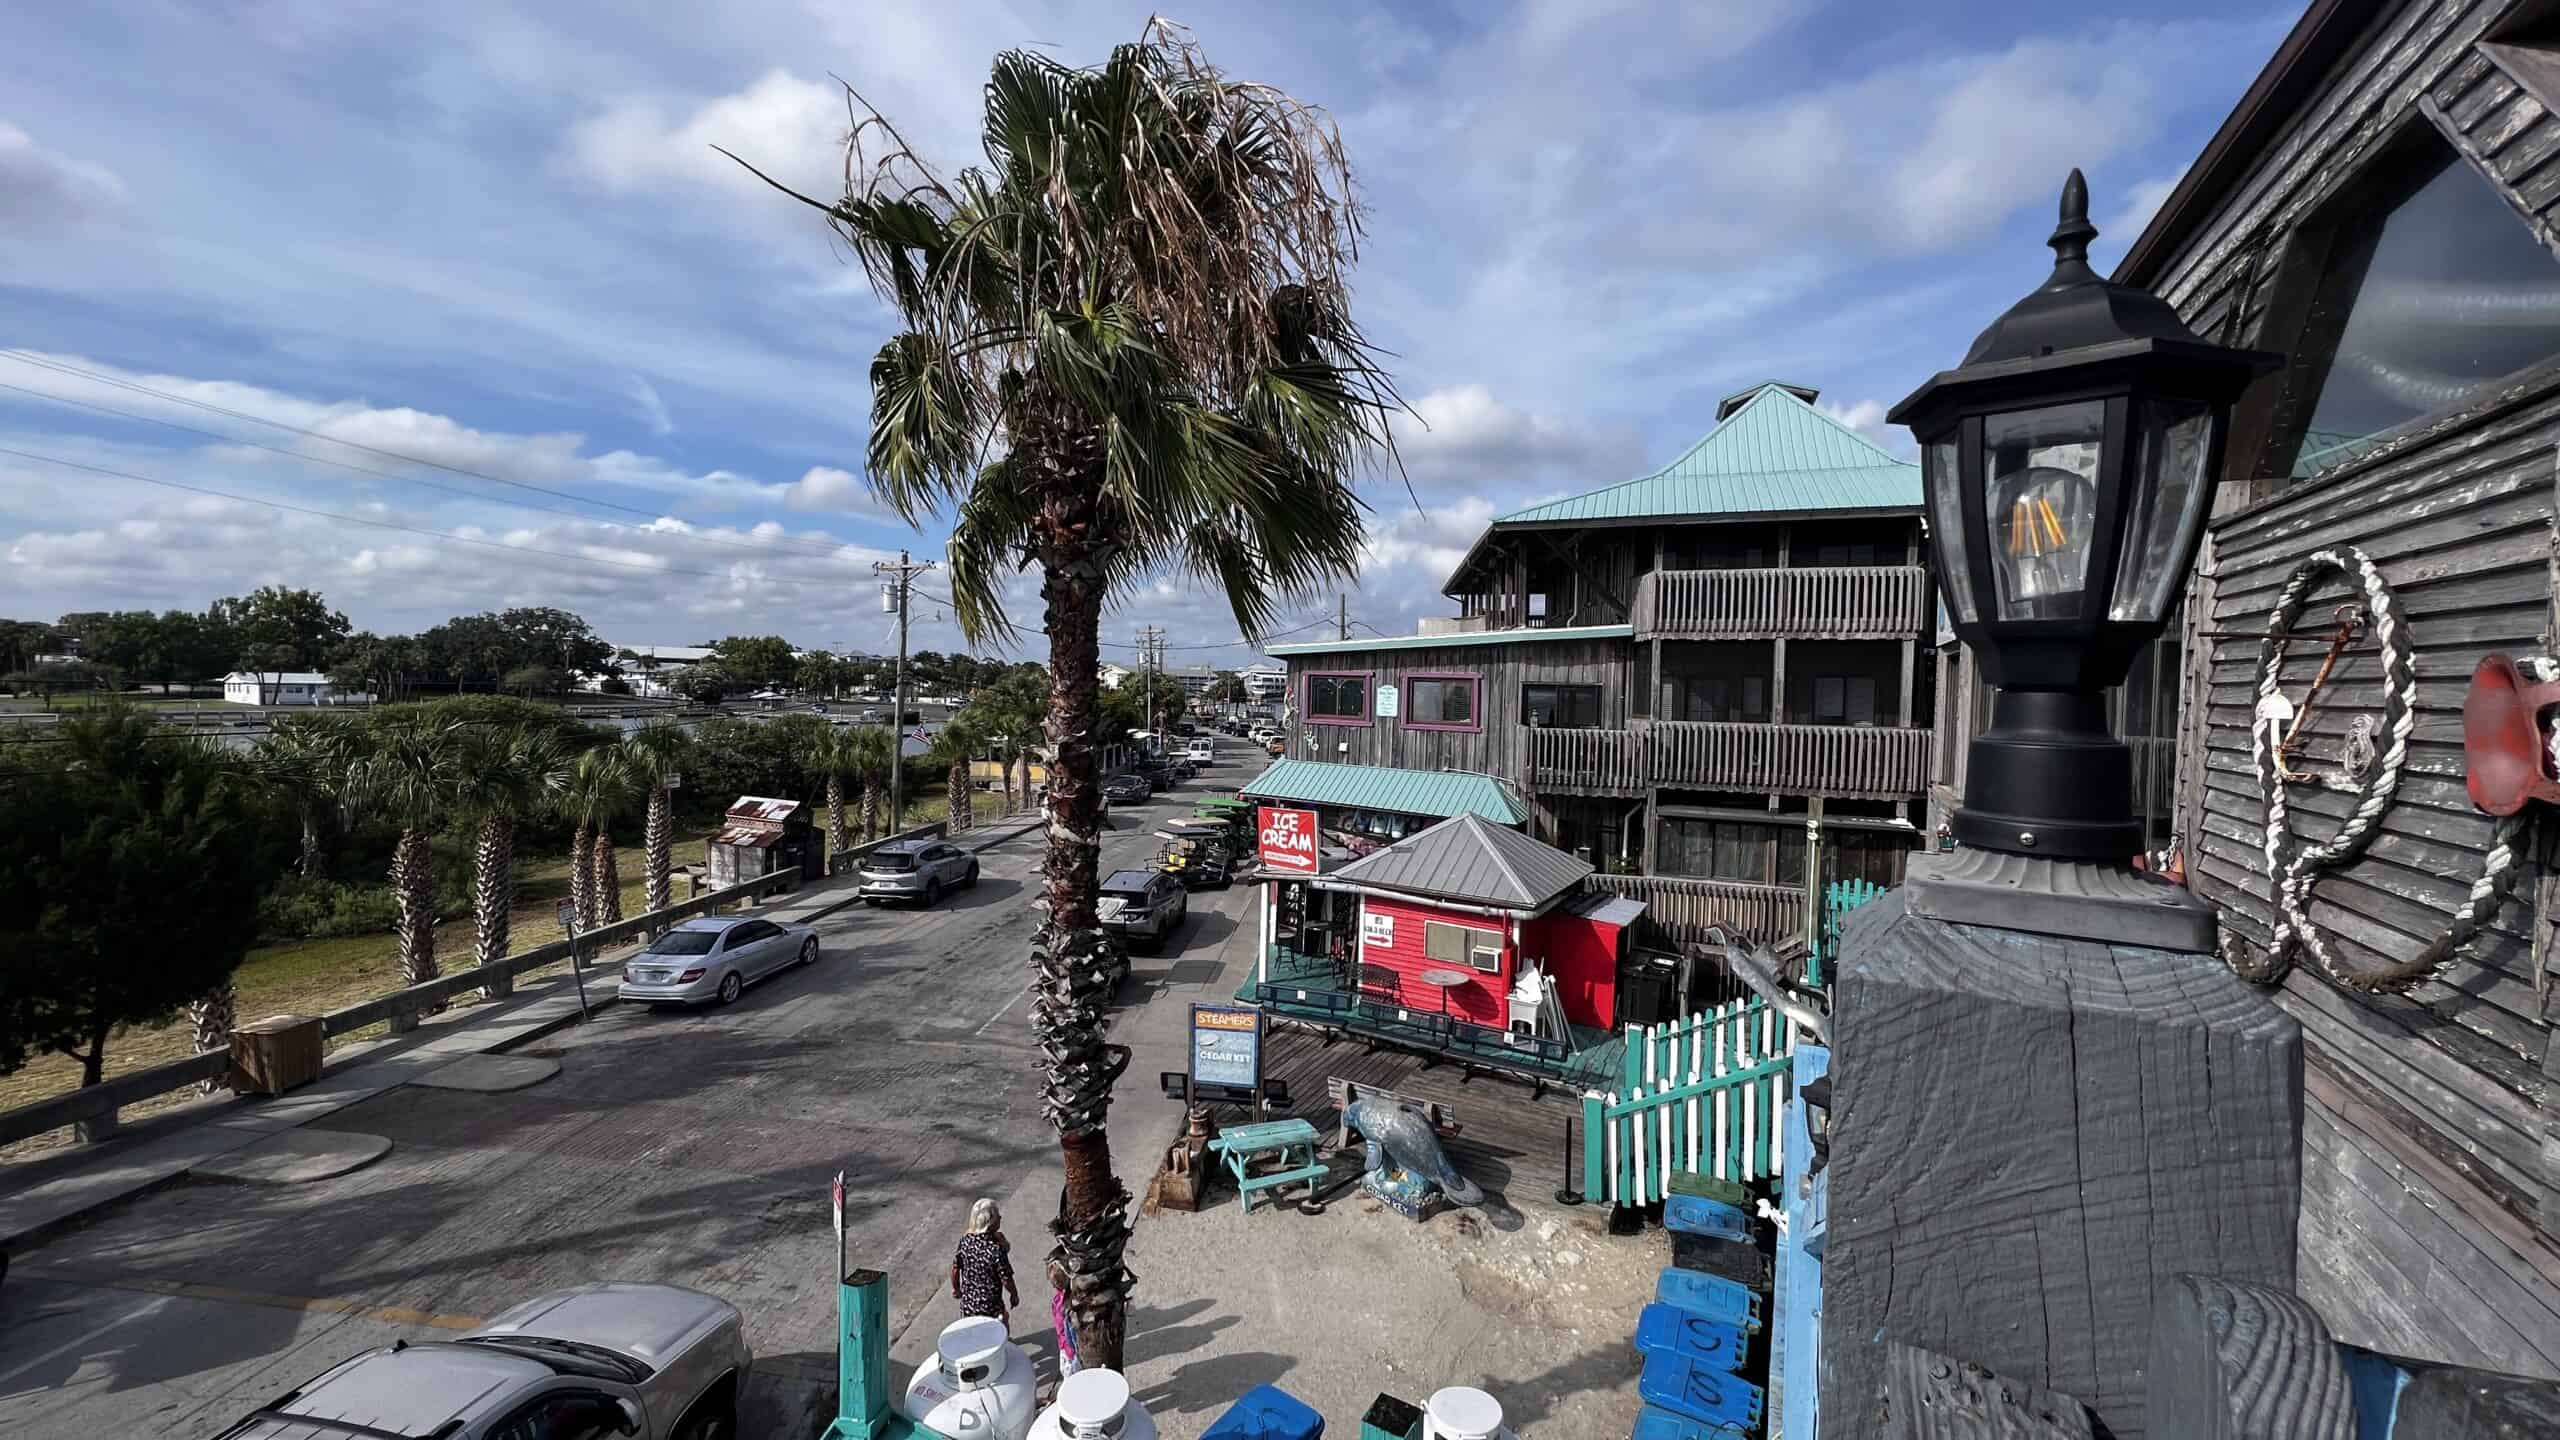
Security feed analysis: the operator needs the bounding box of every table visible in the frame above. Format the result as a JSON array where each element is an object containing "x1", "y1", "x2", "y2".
[
  {"x1": 1410, "y1": 967, "x2": 1475, "y2": 1014},
  {"x1": 1204, "y1": 1118, "x2": 1326, "y2": 1214}
]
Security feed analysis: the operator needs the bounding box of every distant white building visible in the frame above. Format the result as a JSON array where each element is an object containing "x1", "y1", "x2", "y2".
[
  {"x1": 1099, "y1": 662, "x2": 1135, "y2": 690},
  {"x1": 1167, "y1": 664, "x2": 1220, "y2": 699},
  {"x1": 221, "y1": 672, "x2": 370, "y2": 707},
  {"x1": 1238, "y1": 661, "x2": 1288, "y2": 702},
  {"x1": 607, "y1": 643, "x2": 717, "y2": 697}
]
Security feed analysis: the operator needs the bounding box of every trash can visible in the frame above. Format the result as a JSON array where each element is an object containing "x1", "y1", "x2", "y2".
[{"x1": 229, "y1": 1013, "x2": 324, "y2": 1096}]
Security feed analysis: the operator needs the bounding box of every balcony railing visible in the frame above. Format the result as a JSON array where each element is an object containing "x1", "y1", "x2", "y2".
[
  {"x1": 1587, "y1": 873, "x2": 1805, "y2": 949},
  {"x1": 1525, "y1": 724, "x2": 1646, "y2": 793},
  {"x1": 1634, "y1": 566, "x2": 1930, "y2": 640},
  {"x1": 1645, "y1": 720, "x2": 1930, "y2": 800}
]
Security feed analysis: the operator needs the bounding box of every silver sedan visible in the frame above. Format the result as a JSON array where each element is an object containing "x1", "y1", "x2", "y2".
[
  {"x1": 213, "y1": 1282, "x2": 751, "y2": 1440},
  {"x1": 618, "y1": 915, "x2": 819, "y2": 1006}
]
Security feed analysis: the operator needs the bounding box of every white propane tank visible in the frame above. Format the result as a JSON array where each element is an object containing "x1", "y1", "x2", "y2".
[
  {"x1": 902, "y1": 1317, "x2": 1037, "y2": 1440},
  {"x1": 1423, "y1": 1387, "x2": 1513, "y2": 1440},
  {"x1": 1028, "y1": 1368, "x2": 1158, "y2": 1440}
]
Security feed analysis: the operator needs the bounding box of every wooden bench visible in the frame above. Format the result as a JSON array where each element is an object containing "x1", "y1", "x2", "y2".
[
  {"x1": 1325, "y1": 1078, "x2": 1462, "y2": 1150},
  {"x1": 1205, "y1": 1117, "x2": 1326, "y2": 1214}
]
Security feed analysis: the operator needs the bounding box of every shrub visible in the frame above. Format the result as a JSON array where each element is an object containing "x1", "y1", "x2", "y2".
[{"x1": 258, "y1": 875, "x2": 404, "y2": 941}]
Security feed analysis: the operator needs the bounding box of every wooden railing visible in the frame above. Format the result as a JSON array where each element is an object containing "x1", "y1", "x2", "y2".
[
  {"x1": 1525, "y1": 724, "x2": 1646, "y2": 793},
  {"x1": 1635, "y1": 566, "x2": 1930, "y2": 639},
  {"x1": 1588, "y1": 873, "x2": 1805, "y2": 949},
  {"x1": 1585, "y1": 999, "x2": 1797, "y2": 1205},
  {"x1": 1644, "y1": 720, "x2": 1931, "y2": 800}
]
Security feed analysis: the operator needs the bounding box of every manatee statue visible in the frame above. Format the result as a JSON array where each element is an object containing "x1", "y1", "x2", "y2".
[{"x1": 1343, "y1": 1098, "x2": 1483, "y2": 1208}]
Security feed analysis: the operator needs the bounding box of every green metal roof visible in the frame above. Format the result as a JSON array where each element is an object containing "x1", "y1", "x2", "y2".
[
  {"x1": 1239, "y1": 759, "x2": 1528, "y2": 826},
  {"x1": 1492, "y1": 382, "x2": 1921, "y2": 526},
  {"x1": 1266, "y1": 623, "x2": 1631, "y2": 657}
]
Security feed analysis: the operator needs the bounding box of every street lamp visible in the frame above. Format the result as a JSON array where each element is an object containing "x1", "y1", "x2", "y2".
[{"x1": 1889, "y1": 170, "x2": 2279, "y2": 947}]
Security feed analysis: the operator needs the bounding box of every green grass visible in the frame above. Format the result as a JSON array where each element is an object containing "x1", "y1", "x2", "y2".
[{"x1": 0, "y1": 694, "x2": 249, "y2": 713}]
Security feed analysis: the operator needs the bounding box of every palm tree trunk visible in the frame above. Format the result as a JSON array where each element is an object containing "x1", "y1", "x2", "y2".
[
  {"x1": 473, "y1": 815, "x2": 515, "y2": 972},
  {"x1": 826, "y1": 775, "x2": 849, "y2": 870},
  {"x1": 189, "y1": 983, "x2": 236, "y2": 1095},
  {"x1": 391, "y1": 827, "x2": 439, "y2": 985},
  {"x1": 950, "y1": 760, "x2": 970, "y2": 833},
  {"x1": 297, "y1": 805, "x2": 324, "y2": 879},
  {"x1": 644, "y1": 788, "x2": 673, "y2": 914},
  {"x1": 860, "y1": 786, "x2": 881, "y2": 842},
  {"x1": 1029, "y1": 436, "x2": 1133, "y2": 1373},
  {"x1": 593, "y1": 832, "x2": 624, "y2": 924},
  {"x1": 570, "y1": 822, "x2": 593, "y2": 927}
]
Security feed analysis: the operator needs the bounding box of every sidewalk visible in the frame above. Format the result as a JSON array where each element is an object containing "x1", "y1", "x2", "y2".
[
  {"x1": 0, "y1": 812, "x2": 1046, "y2": 1251},
  {"x1": 887, "y1": 883, "x2": 1659, "y2": 1440}
]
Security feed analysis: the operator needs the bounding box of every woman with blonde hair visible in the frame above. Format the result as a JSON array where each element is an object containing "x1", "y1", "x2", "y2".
[{"x1": 950, "y1": 1197, "x2": 1019, "y2": 1329}]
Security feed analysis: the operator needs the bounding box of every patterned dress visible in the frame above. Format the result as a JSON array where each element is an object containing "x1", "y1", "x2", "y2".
[{"x1": 953, "y1": 1232, "x2": 1014, "y2": 1320}]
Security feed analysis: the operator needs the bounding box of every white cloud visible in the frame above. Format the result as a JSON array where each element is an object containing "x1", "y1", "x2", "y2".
[
  {"x1": 564, "y1": 69, "x2": 846, "y2": 205},
  {"x1": 626, "y1": 374, "x2": 674, "y2": 437},
  {"x1": 783, "y1": 463, "x2": 911, "y2": 519},
  {"x1": 0, "y1": 121, "x2": 126, "y2": 225},
  {"x1": 2098, "y1": 165, "x2": 2191, "y2": 262}
]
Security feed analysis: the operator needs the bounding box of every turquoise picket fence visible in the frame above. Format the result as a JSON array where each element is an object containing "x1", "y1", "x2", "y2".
[
  {"x1": 1581, "y1": 999, "x2": 1796, "y2": 1206},
  {"x1": 1808, "y1": 876, "x2": 1889, "y2": 987}
]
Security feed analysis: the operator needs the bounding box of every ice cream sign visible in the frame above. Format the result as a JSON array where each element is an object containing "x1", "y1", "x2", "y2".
[{"x1": 1257, "y1": 805, "x2": 1319, "y2": 875}]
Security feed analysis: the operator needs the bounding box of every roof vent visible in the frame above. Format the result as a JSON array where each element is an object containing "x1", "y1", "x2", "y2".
[{"x1": 1713, "y1": 380, "x2": 1821, "y2": 423}]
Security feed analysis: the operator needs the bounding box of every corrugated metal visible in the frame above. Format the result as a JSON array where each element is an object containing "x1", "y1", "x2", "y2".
[
  {"x1": 724, "y1": 796, "x2": 802, "y2": 822},
  {"x1": 1238, "y1": 759, "x2": 1527, "y2": 825},
  {"x1": 1265, "y1": 623, "x2": 1631, "y2": 657},
  {"x1": 1331, "y1": 812, "x2": 1593, "y2": 910},
  {"x1": 1493, "y1": 383, "x2": 1921, "y2": 525}
]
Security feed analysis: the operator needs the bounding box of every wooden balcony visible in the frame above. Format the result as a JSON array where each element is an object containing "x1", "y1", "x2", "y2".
[
  {"x1": 1527, "y1": 720, "x2": 1931, "y2": 800},
  {"x1": 1525, "y1": 724, "x2": 1646, "y2": 795},
  {"x1": 1633, "y1": 566, "x2": 1930, "y2": 640},
  {"x1": 1586, "y1": 873, "x2": 1805, "y2": 949},
  {"x1": 1644, "y1": 719, "x2": 1930, "y2": 800}
]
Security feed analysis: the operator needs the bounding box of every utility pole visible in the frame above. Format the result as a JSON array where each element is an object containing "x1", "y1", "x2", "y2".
[
  {"x1": 874, "y1": 550, "x2": 936, "y2": 833},
  {"x1": 1136, "y1": 624, "x2": 1167, "y2": 748},
  {"x1": 1338, "y1": 593, "x2": 1349, "y2": 641}
]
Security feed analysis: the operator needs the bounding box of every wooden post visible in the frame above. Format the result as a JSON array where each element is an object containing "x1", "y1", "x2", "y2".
[
  {"x1": 1819, "y1": 893, "x2": 2300, "y2": 1439},
  {"x1": 2145, "y1": 1277, "x2": 2353, "y2": 1440}
]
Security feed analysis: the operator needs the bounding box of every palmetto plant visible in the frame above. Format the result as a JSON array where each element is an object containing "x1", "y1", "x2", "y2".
[
  {"x1": 343, "y1": 712, "x2": 473, "y2": 986},
  {"x1": 255, "y1": 714, "x2": 355, "y2": 879},
  {"x1": 805, "y1": 723, "x2": 875, "y2": 866},
  {"x1": 929, "y1": 714, "x2": 983, "y2": 834},
  {"x1": 624, "y1": 724, "x2": 691, "y2": 912},
  {"x1": 453, "y1": 724, "x2": 570, "y2": 972},
  {"x1": 849, "y1": 724, "x2": 894, "y2": 842},
  {"x1": 559, "y1": 746, "x2": 636, "y2": 930},
  {"x1": 733, "y1": 22, "x2": 1398, "y2": 1367}
]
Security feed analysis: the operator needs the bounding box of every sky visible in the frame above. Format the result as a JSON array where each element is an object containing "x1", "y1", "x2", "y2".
[{"x1": 0, "y1": 0, "x2": 2302, "y2": 668}]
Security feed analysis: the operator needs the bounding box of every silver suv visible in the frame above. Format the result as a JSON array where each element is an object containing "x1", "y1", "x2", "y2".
[
  {"x1": 1098, "y1": 868, "x2": 1188, "y2": 954},
  {"x1": 858, "y1": 838, "x2": 979, "y2": 906}
]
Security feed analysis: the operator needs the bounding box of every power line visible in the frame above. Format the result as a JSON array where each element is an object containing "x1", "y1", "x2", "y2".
[{"x1": 904, "y1": 588, "x2": 1334, "y2": 651}]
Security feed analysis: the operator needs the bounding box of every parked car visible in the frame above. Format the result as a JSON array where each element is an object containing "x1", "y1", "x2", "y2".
[
  {"x1": 213, "y1": 1282, "x2": 750, "y2": 1440},
  {"x1": 1102, "y1": 772, "x2": 1154, "y2": 803},
  {"x1": 1098, "y1": 868, "x2": 1189, "y2": 953},
  {"x1": 858, "y1": 838, "x2": 979, "y2": 906},
  {"x1": 619, "y1": 915, "x2": 819, "y2": 1007},
  {"x1": 1185, "y1": 737, "x2": 1216, "y2": 763}
]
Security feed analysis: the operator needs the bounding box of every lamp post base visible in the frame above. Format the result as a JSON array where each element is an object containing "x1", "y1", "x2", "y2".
[{"x1": 1903, "y1": 847, "x2": 2218, "y2": 952}]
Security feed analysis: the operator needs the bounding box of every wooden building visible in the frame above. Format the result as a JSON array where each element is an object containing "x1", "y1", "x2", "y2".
[
  {"x1": 2050, "y1": 0, "x2": 2560, "y2": 1376},
  {"x1": 1271, "y1": 381, "x2": 1932, "y2": 942}
]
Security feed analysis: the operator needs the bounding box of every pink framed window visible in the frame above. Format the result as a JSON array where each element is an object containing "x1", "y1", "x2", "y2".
[
  {"x1": 1305, "y1": 670, "x2": 1373, "y2": 726},
  {"x1": 1404, "y1": 673, "x2": 1481, "y2": 732}
]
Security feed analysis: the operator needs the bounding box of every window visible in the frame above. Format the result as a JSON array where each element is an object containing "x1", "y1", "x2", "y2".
[
  {"x1": 1657, "y1": 817, "x2": 1781, "y2": 883},
  {"x1": 1405, "y1": 674, "x2": 1479, "y2": 730},
  {"x1": 2278, "y1": 143, "x2": 2560, "y2": 478},
  {"x1": 1810, "y1": 676, "x2": 1878, "y2": 725},
  {"x1": 1665, "y1": 670, "x2": 1768, "y2": 723},
  {"x1": 1424, "y1": 919, "x2": 1505, "y2": 973},
  {"x1": 1522, "y1": 683, "x2": 1603, "y2": 728},
  {"x1": 1306, "y1": 671, "x2": 1370, "y2": 724},
  {"x1": 1665, "y1": 533, "x2": 1770, "y2": 570}
]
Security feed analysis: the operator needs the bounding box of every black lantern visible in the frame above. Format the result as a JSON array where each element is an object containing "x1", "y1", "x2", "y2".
[{"x1": 1891, "y1": 171, "x2": 2279, "y2": 862}]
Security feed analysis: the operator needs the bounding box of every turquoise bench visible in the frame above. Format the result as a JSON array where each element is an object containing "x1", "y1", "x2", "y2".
[{"x1": 1207, "y1": 1118, "x2": 1326, "y2": 1214}]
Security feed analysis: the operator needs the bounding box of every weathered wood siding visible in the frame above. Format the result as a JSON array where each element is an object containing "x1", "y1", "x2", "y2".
[
  {"x1": 2139, "y1": 0, "x2": 2560, "y2": 1375},
  {"x1": 1281, "y1": 637, "x2": 1634, "y2": 778}
]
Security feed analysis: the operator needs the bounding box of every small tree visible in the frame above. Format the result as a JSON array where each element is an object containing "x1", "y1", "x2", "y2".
[
  {"x1": 343, "y1": 711, "x2": 471, "y2": 986},
  {"x1": 806, "y1": 724, "x2": 867, "y2": 866},
  {"x1": 560, "y1": 746, "x2": 636, "y2": 927},
  {"x1": 624, "y1": 726, "x2": 691, "y2": 912},
  {"x1": 453, "y1": 725, "x2": 571, "y2": 971},
  {"x1": 674, "y1": 661, "x2": 735, "y2": 706},
  {"x1": 0, "y1": 706, "x2": 280, "y2": 1095}
]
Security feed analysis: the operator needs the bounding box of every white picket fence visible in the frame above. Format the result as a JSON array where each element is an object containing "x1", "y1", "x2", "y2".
[{"x1": 1581, "y1": 1000, "x2": 1798, "y2": 1205}]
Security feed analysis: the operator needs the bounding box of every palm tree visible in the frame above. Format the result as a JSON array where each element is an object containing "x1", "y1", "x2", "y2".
[
  {"x1": 254, "y1": 713, "x2": 354, "y2": 879},
  {"x1": 559, "y1": 746, "x2": 635, "y2": 930},
  {"x1": 735, "y1": 25, "x2": 1396, "y2": 1368},
  {"x1": 344, "y1": 711, "x2": 472, "y2": 986},
  {"x1": 848, "y1": 725, "x2": 894, "y2": 841},
  {"x1": 931, "y1": 714, "x2": 983, "y2": 834},
  {"x1": 806, "y1": 723, "x2": 869, "y2": 868},
  {"x1": 624, "y1": 725, "x2": 691, "y2": 911},
  {"x1": 452, "y1": 724, "x2": 569, "y2": 972}
]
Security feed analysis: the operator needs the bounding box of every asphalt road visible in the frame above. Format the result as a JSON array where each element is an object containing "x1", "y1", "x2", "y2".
[{"x1": 0, "y1": 744, "x2": 1259, "y2": 1439}]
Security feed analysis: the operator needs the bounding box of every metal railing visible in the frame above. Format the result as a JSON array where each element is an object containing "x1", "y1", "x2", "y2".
[
  {"x1": 1588, "y1": 873, "x2": 1806, "y2": 949},
  {"x1": 1524, "y1": 724, "x2": 1646, "y2": 793},
  {"x1": 1634, "y1": 566, "x2": 1930, "y2": 639},
  {"x1": 1645, "y1": 719, "x2": 1930, "y2": 799}
]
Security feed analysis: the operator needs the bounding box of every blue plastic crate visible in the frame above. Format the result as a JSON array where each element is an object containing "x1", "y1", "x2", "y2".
[
  {"x1": 1200, "y1": 1384, "x2": 1325, "y2": 1440},
  {"x1": 1629, "y1": 1402, "x2": 1755, "y2": 1440},
  {"x1": 1633, "y1": 1302, "x2": 1749, "y2": 1374},
  {"x1": 1639, "y1": 1351, "x2": 1766, "y2": 1433},
  {"x1": 1663, "y1": 1194, "x2": 1751, "y2": 1242},
  {"x1": 1655, "y1": 1267, "x2": 1765, "y2": 1334}
]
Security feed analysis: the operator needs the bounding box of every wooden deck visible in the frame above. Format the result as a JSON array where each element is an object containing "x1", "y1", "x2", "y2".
[{"x1": 1254, "y1": 1018, "x2": 1597, "y2": 1207}]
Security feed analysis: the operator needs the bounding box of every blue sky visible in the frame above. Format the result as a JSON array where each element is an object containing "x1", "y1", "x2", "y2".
[{"x1": 0, "y1": 0, "x2": 2301, "y2": 665}]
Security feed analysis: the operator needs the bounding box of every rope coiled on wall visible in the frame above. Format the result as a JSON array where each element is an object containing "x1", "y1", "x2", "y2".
[{"x1": 2221, "y1": 546, "x2": 2539, "y2": 991}]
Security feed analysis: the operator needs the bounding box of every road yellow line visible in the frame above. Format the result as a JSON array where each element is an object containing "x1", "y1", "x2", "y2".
[{"x1": 17, "y1": 1266, "x2": 484, "y2": 1330}]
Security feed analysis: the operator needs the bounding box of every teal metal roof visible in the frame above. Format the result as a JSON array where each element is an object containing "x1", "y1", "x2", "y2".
[
  {"x1": 1492, "y1": 382, "x2": 1921, "y2": 526},
  {"x1": 1266, "y1": 623, "x2": 1631, "y2": 657},
  {"x1": 1239, "y1": 759, "x2": 1528, "y2": 826}
]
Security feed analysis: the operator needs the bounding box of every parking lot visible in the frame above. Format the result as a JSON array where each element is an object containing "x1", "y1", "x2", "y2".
[{"x1": 0, "y1": 743, "x2": 1260, "y2": 1439}]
